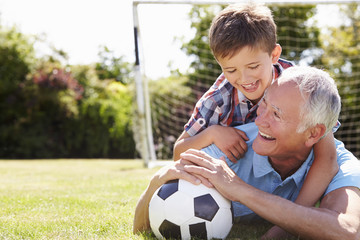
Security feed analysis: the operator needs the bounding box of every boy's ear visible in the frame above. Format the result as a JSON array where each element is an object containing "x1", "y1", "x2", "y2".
[
  {"x1": 271, "y1": 44, "x2": 282, "y2": 64},
  {"x1": 305, "y1": 124, "x2": 326, "y2": 147}
]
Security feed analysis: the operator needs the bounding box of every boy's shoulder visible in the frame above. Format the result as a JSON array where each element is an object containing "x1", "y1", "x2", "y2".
[
  {"x1": 274, "y1": 58, "x2": 295, "y2": 78},
  {"x1": 205, "y1": 73, "x2": 234, "y2": 97}
]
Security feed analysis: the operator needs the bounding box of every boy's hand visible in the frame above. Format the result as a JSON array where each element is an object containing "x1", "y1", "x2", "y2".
[{"x1": 209, "y1": 125, "x2": 249, "y2": 163}]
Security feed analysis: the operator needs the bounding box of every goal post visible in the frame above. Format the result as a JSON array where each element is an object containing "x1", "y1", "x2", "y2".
[
  {"x1": 133, "y1": 0, "x2": 360, "y2": 167},
  {"x1": 133, "y1": 2, "x2": 157, "y2": 167}
]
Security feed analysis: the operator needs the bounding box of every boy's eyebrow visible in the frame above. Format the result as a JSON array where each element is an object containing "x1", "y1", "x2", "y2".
[{"x1": 246, "y1": 61, "x2": 260, "y2": 66}]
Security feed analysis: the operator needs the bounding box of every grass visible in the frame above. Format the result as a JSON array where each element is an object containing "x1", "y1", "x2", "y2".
[{"x1": 0, "y1": 159, "x2": 279, "y2": 239}]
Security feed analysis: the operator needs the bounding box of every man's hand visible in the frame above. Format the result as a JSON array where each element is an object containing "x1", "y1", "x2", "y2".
[
  {"x1": 180, "y1": 149, "x2": 240, "y2": 201},
  {"x1": 154, "y1": 158, "x2": 214, "y2": 188},
  {"x1": 209, "y1": 125, "x2": 248, "y2": 162}
]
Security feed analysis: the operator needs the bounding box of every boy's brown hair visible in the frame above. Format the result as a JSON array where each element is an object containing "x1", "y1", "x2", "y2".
[{"x1": 209, "y1": 2, "x2": 277, "y2": 59}]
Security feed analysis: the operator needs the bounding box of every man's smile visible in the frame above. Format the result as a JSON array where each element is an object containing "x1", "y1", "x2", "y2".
[{"x1": 259, "y1": 130, "x2": 276, "y2": 140}]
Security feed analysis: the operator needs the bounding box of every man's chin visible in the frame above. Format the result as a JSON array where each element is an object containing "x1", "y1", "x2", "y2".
[{"x1": 253, "y1": 137, "x2": 271, "y2": 156}]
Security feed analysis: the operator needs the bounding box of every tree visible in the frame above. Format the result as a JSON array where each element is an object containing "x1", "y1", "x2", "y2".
[
  {"x1": 320, "y1": 3, "x2": 360, "y2": 157},
  {"x1": 181, "y1": 4, "x2": 320, "y2": 95},
  {"x1": 95, "y1": 46, "x2": 133, "y2": 84},
  {"x1": 0, "y1": 24, "x2": 136, "y2": 158}
]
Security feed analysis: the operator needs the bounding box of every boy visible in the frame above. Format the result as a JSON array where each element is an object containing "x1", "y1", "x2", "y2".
[{"x1": 173, "y1": 3, "x2": 338, "y2": 238}]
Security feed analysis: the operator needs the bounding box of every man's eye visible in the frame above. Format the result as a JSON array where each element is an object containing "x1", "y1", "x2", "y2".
[{"x1": 274, "y1": 111, "x2": 280, "y2": 119}]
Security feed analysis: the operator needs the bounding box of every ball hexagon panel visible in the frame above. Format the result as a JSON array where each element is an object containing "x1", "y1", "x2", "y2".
[
  {"x1": 164, "y1": 190, "x2": 194, "y2": 224},
  {"x1": 207, "y1": 208, "x2": 234, "y2": 239}
]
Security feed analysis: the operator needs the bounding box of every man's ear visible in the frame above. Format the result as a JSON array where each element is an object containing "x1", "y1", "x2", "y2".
[
  {"x1": 305, "y1": 124, "x2": 326, "y2": 147},
  {"x1": 271, "y1": 44, "x2": 282, "y2": 64}
]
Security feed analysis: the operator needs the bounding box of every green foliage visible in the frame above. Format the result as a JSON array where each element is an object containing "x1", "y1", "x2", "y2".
[
  {"x1": 0, "y1": 25, "x2": 135, "y2": 158},
  {"x1": 181, "y1": 5, "x2": 223, "y2": 89},
  {"x1": 319, "y1": 3, "x2": 360, "y2": 156},
  {"x1": 182, "y1": 5, "x2": 320, "y2": 89},
  {"x1": 74, "y1": 77, "x2": 135, "y2": 158},
  {"x1": 95, "y1": 46, "x2": 133, "y2": 84},
  {"x1": 270, "y1": 5, "x2": 321, "y2": 65}
]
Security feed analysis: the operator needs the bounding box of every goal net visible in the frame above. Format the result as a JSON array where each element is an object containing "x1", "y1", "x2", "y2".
[{"x1": 133, "y1": 0, "x2": 360, "y2": 165}]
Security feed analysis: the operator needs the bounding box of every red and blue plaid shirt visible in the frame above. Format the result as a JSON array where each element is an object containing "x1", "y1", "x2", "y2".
[{"x1": 185, "y1": 58, "x2": 294, "y2": 136}]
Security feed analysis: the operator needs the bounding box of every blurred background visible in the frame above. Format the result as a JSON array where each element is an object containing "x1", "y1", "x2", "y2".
[{"x1": 0, "y1": 0, "x2": 359, "y2": 161}]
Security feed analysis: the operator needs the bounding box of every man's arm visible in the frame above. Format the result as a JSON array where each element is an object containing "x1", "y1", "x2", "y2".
[
  {"x1": 239, "y1": 185, "x2": 360, "y2": 240},
  {"x1": 181, "y1": 149, "x2": 360, "y2": 240}
]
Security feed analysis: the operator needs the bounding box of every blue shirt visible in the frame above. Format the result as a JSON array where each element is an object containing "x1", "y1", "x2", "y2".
[{"x1": 202, "y1": 122, "x2": 360, "y2": 221}]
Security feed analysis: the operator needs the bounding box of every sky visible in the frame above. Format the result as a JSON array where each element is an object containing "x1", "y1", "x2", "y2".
[
  {"x1": 0, "y1": 0, "x2": 193, "y2": 79},
  {"x1": 0, "y1": 0, "x2": 341, "y2": 79}
]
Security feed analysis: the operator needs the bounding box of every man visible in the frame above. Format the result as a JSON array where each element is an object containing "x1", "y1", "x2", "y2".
[{"x1": 133, "y1": 66, "x2": 360, "y2": 239}]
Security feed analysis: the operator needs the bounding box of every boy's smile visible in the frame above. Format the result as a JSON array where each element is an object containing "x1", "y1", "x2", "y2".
[{"x1": 217, "y1": 45, "x2": 281, "y2": 104}]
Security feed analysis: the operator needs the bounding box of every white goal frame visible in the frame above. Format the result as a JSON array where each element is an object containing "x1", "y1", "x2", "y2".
[{"x1": 132, "y1": 0, "x2": 359, "y2": 167}]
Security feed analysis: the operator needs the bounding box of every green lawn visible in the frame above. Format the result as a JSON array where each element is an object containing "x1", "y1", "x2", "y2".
[{"x1": 0, "y1": 159, "x2": 278, "y2": 239}]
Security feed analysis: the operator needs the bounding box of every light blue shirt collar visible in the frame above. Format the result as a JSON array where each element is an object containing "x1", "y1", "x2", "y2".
[{"x1": 252, "y1": 150, "x2": 314, "y2": 188}]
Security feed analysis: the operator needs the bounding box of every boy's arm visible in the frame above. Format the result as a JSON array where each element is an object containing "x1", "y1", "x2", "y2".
[
  {"x1": 173, "y1": 130, "x2": 211, "y2": 161},
  {"x1": 263, "y1": 132, "x2": 338, "y2": 239},
  {"x1": 173, "y1": 126, "x2": 248, "y2": 162},
  {"x1": 295, "y1": 132, "x2": 338, "y2": 206}
]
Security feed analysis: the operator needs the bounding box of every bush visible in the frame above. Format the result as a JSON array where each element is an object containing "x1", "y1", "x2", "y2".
[{"x1": 0, "y1": 26, "x2": 136, "y2": 159}]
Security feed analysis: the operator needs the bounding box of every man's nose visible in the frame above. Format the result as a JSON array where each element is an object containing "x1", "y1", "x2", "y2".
[{"x1": 255, "y1": 107, "x2": 269, "y2": 128}]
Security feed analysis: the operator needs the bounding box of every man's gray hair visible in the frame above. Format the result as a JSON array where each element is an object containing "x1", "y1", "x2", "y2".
[{"x1": 277, "y1": 66, "x2": 341, "y2": 135}]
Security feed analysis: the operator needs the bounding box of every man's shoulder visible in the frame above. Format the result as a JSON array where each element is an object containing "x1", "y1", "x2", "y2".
[
  {"x1": 233, "y1": 122, "x2": 258, "y2": 140},
  {"x1": 325, "y1": 139, "x2": 360, "y2": 196}
]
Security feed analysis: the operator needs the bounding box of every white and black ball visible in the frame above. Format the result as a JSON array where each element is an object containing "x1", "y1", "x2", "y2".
[{"x1": 149, "y1": 179, "x2": 233, "y2": 239}]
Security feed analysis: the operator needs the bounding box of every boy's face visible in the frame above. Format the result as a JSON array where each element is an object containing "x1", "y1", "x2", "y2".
[{"x1": 217, "y1": 45, "x2": 281, "y2": 104}]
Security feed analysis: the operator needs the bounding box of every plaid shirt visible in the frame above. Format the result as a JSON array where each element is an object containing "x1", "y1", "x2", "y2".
[{"x1": 185, "y1": 58, "x2": 294, "y2": 136}]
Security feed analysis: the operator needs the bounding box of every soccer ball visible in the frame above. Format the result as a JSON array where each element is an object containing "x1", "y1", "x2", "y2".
[{"x1": 149, "y1": 179, "x2": 233, "y2": 240}]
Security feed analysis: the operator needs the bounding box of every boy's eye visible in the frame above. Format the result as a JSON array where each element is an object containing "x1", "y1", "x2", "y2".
[
  {"x1": 249, "y1": 65, "x2": 260, "y2": 70},
  {"x1": 227, "y1": 69, "x2": 236, "y2": 73}
]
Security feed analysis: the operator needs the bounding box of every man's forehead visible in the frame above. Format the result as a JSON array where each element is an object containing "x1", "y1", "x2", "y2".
[{"x1": 265, "y1": 81, "x2": 303, "y2": 113}]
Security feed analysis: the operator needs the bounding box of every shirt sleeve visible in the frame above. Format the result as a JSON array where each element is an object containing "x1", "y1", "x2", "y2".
[
  {"x1": 184, "y1": 96, "x2": 221, "y2": 136},
  {"x1": 324, "y1": 139, "x2": 360, "y2": 196}
]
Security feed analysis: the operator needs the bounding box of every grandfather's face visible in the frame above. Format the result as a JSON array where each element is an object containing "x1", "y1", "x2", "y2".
[{"x1": 253, "y1": 81, "x2": 309, "y2": 159}]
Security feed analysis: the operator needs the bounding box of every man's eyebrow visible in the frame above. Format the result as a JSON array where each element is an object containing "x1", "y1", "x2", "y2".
[
  {"x1": 271, "y1": 103, "x2": 282, "y2": 115},
  {"x1": 264, "y1": 89, "x2": 282, "y2": 115}
]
